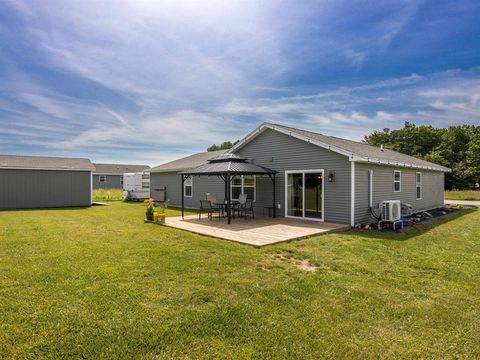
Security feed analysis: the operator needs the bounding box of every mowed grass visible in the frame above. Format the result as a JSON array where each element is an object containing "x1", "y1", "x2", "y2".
[
  {"x1": 1, "y1": 203, "x2": 479, "y2": 359},
  {"x1": 445, "y1": 190, "x2": 480, "y2": 201}
]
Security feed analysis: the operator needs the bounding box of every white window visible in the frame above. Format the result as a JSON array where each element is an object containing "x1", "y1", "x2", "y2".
[
  {"x1": 416, "y1": 172, "x2": 422, "y2": 200},
  {"x1": 231, "y1": 175, "x2": 256, "y2": 201},
  {"x1": 183, "y1": 176, "x2": 193, "y2": 197},
  {"x1": 99, "y1": 175, "x2": 106, "y2": 182},
  {"x1": 120, "y1": 176, "x2": 124, "y2": 186},
  {"x1": 393, "y1": 170, "x2": 401, "y2": 192}
]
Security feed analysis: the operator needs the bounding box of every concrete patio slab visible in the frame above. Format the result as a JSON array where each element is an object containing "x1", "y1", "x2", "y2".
[{"x1": 164, "y1": 215, "x2": 350, "y2": 247}]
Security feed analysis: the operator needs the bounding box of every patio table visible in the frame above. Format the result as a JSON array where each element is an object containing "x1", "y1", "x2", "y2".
[{"x1": 214, "y1": 201, "x2": 239, "y2": 218}]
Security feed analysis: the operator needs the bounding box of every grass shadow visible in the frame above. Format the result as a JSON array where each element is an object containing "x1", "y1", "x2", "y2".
[
  {"x1": 1, "y1": 205, "x2": 92, "y2": 213},
  {"x1": 346, "y1": 208, "x2": 476, "y2": 242}
]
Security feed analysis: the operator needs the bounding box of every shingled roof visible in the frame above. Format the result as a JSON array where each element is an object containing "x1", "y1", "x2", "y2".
[
  {"x1": 150, "y1": 150, "x2": 226, "y2": 173},
  {"x1": 0, "y1": 154, "x2": 95, "y2": 171},
  {"x1": 230, "y1": 123, "x2": 451, "y2": 172},
  {"x1": 93, "y1": 163, "x2": 150, "y2": 175}
]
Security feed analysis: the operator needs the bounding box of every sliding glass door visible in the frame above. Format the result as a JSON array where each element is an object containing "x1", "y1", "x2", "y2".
[
  {"x1": 287, "y1": 173, "x2": 303, "y2": 217},
  {"x1": 286, "y1": 170, "x2": 324, "y2": 221}
]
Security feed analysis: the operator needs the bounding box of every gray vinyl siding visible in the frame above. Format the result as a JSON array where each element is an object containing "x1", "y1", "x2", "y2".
[
  {"x1": 92, "y1": 174, "x2": 122, "y2": 189},
  {"x1": 0, "y1": 169, "x2": 91, "y2": 210},
  {"x1": 354, "y1": 163, "x2": 445, "y2": 224},
  {"x1": 150, "y1": 172, "x2": 225, "y2": 209},
  {"x1": 235, "y1": 129, "x2": 352, "y2": 224}
]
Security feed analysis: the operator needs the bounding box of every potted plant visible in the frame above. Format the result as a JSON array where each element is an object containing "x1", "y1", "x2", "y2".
[
  {"x1": 154, "y1": 203, "x2": 168, "y2": 224},
  {"x1": 145, "y1": 198, "x2": 156, "y2": 221}
]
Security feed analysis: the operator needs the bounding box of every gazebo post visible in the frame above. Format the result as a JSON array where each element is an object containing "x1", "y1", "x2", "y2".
[
  {"x1": 272, "y1": 173, "x2": 276, "y2": 218},
  {"x1": 226, "y1": 172, "x2": 231, "y2": 224},
  {"x1": 224, "y1": 175, "x2": 227, "y2": 201},
  {"x1": 181, "y1": 174, "x2": 184, "y2": 219}
]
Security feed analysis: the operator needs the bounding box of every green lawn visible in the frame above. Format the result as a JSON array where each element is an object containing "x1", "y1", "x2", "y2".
[
  {"x1": 445, "y1": 190, "x2": 480, "y2": 201},
  {"x1": 1, "y1": 202, "x2": 479, "y2": 359}
]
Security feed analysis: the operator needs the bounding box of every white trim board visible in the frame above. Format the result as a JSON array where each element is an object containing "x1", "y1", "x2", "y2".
[{"x1": 228, "y1": 122, "x2": 450, "y2": 173}]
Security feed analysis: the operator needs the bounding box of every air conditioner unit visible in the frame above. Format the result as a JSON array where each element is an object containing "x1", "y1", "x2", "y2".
[{"x1": 381, "y1": 200, "x2": 401, "y2": 222}]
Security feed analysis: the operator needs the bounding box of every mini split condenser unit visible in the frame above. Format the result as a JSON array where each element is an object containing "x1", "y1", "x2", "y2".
[{"x1": 381, "y1": 200, "x2": 402, "y2": 222}]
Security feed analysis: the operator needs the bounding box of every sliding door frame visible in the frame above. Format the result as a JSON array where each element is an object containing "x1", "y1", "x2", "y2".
[{"x1": 285, "y1": 169, "x2": 325, "y2": 222}]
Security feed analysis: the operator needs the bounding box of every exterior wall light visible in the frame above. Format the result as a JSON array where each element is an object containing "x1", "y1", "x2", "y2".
[{"x1": 328, "y1": 171, "x2": 335, "y2": 182}]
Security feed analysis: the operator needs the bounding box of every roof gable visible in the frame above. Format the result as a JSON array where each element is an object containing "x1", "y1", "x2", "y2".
[{"x1": 229, "y1": 123, "x2": 450, "y2": 172}]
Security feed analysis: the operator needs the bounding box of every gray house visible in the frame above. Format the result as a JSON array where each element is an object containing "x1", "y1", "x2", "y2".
[
  {"x1": 93, "y1": 163, "x2": 150, "y2": 189},
  {"x1": 0, "y1": 154, "x2": 95, "y2": 210},
  {"x1": 150, "y1": 123, "x2": 450, "y2": 226}
]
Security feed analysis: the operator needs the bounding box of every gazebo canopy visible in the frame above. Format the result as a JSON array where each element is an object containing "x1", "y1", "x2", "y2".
[
  {"x1": 179, "y1": 153, "x2": 277, "y2": 176},
  {"x1": 179, "y1": 153, "x2": 277, "y2": 224}
]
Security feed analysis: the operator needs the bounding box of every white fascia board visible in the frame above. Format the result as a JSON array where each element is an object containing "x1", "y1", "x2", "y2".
[
  {"x1": 354, "y1": 158, "x2": 451, "y2": 172},
  {"x1": 227, "y1": 123, "x2": 269, "y2": 154}
]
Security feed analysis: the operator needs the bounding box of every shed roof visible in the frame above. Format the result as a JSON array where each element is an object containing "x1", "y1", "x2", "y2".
[
  {"x1": 150, "y1": 150, "x2": 226, "y2": 173},
  {"x1": 0, "y1": 154, "x2": 95, "y2": 171},
  {"x1": 229, "y1": 123, "x2": 451, "y2": 172},
  {"x1": 93, "y1": 163, "x2": 150, "y2": 175}
]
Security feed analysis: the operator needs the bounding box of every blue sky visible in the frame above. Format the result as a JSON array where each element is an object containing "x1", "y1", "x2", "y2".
[{"x1": 1, "y1": 0, "x2": 479, "y2": 165}]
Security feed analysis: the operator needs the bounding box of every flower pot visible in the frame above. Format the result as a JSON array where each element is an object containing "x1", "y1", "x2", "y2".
[{"x1": 153, "y1": 211, "x2": 166, "y2": 224}]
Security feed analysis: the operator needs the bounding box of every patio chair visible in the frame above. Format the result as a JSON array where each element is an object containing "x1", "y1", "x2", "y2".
[
  {"x1": 234, "y1": 193, "x2": 247, "y2": 217},
  {"x1": 238, "y1": 199, "x2": 254, "y2": 219},
  {"x1": 199, "y1": 200, "x2": 221, "y2": 221},
  {"x1": 206, "y1": 193, "x2": 217, "y2": 204}
]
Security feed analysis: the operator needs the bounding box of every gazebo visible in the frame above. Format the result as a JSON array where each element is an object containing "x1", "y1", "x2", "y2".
[{"x1": 179, "y1": 154, "x2": 278, "y2": 224}]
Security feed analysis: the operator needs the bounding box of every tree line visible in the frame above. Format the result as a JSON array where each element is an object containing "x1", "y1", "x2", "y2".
[
  {"x1": 364, "y1": 122, "x2": 480, "y2": 190},
  {"x1": 207, "y1": 140, "x2": 239, "y2": 152}
]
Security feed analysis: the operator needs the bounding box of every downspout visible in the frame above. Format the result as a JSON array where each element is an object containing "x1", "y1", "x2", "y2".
[{"x1": 350, "y1": 161, "x2": 355, "y2": 227}]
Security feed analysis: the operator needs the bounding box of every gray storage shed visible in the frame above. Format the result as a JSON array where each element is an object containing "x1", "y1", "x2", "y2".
[
  {"x1": 0, "y1": 155, "x2": 95, "y2": 210},
  {"x1": 150, "y1": 123, "x2": 450, "y2": 226}
]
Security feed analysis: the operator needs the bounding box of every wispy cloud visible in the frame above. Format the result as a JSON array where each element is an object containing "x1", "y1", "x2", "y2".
[{"x1": 0, "y1": 0, "x2": 479, "y2": 165}]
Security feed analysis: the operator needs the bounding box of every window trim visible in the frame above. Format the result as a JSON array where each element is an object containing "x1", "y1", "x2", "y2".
[
  {"x1": 120, "y1": 175, "x2": 124, "y2": 186},
  {"x1": 393, "y1": 170, "x2": 401, "y2": 192},
  {"x1": 416, "y1": 172, "x2": 422, "y2": 200},
  {"x1": 99, "y1": 175, "x2": 106, "y2": 183},
  {"x1": 183, "y1": 176, "x2": 193, "y2": 198},
  {"x1": 231, "y1": 175, "x2": 256, "y2": 202}
]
